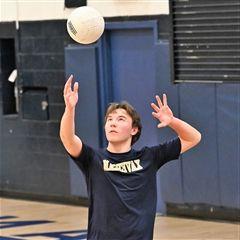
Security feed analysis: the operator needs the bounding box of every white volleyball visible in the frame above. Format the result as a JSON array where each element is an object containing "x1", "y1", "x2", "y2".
[{"x1": 67, "y1": 6, "x2": 105, "y2": 44}]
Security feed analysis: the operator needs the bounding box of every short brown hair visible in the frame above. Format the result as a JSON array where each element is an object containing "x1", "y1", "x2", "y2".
[{"x1": 104, "y1": 101, "x2": 142, "y2": 145}]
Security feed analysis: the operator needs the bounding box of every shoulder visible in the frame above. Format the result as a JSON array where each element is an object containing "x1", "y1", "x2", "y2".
[{"x1": 69, "y1": 143, "x2": 100, "y2": 163}]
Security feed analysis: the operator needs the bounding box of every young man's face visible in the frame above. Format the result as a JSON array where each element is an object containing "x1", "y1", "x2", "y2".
[{"x1": 105, "y1": 108, "x2": 138, "y2": 145}]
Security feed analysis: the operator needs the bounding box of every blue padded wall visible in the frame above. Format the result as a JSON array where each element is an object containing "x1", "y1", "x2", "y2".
[
  {"x1": 109, "y1": 27, "x2": 158, "y2": 148},
  {"x1": 157, "y1": 43, "x2": 240, "y2": 209},
  {"x1": 180, "y1": 84, "x2": 220, "y2": 205},
  {"x1": 217, "y1": 84, "x2": 240, "y2": 208},
  {"x1": 155, "y1": 41, "x2": 184, "y2": 204},
  {"x1": 65, "y1": 45, "x2": 100, "y2": 197}
]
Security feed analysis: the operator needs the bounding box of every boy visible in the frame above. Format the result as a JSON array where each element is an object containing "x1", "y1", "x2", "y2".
[{"x1": 60, "y1": 75, "x2": 201, "y2": 240}]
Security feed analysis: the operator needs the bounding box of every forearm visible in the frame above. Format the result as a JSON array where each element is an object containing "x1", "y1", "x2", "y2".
[
  {"x1": 169, "y1": 117, "x2": 200, "y2": 141},
  {"x1": 60, "y1": 107, "x2": 76, "y2": 142},
  {"x1": 60, "y1": 107, "x2": 82, "y2": 156},
  {"x1": 169, "y1": 117, "x2": 201, "y2": 153}
]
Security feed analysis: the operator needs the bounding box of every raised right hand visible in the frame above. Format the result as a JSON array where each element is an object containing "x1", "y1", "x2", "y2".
[{"x1": 63, "y1": 75, "x2": 79, "y2": 109}]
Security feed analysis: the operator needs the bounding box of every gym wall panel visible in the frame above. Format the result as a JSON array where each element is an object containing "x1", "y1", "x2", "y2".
[
  {"x1": 65, "y1": 45, "x2": 100, "y2": 197},
  {"x1": 180, "y1": 84, "x2": 220, "y2": 205},
  {"x1": 155, "y1": 41, "x2": 184, "y2": 204},
  {"x1": 109, "y1": 27, "x2": 159, "y2": 148},
  {"x1": 217, "y1": 84, "x2": 240, "y2": 208},
  {"x1": 65, "y1": 45, "x2": 100, "y2": 148}
]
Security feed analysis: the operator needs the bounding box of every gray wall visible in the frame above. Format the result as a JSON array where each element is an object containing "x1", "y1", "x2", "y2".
[{"x1": 0, "y1": 21, "x2": 72, "y2": 198}]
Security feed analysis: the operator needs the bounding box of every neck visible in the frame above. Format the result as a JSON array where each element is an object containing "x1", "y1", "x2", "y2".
[{"x1": 107, "y1": 141, "x2": 131, "y2": 153}]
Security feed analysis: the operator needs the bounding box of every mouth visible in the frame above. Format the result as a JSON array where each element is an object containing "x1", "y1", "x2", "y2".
[{"x1": 109, "y1": 130, "x2": 118, "y2": 133}]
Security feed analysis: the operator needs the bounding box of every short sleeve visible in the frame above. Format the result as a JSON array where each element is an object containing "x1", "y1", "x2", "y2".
[
  {"x1": 68, "y1": 143, "x2": 94, "y2": 174},
  {"x1": 151, "y1": 137, "x2": 181, "y2": 169}
]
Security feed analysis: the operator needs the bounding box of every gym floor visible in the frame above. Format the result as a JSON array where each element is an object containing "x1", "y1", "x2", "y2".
[{"x1": 0, "y1": 197, "x2": 239, "y2": 240}]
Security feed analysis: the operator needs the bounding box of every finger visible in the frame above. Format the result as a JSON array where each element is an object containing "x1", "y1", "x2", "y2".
[
  {"x1": 151, "y1": 103, "x2": 160, "y2": 112},
  {"x1": 157, "y1": 122, "x2": 166, "y2": 128},
  {"x1": 73, "y1": 81, "x2": 79, "y2": 94},
  {"x1": 156, "y1": 95, "x2": 163, "y2": 108},
  {"x1": 152, "y1": 112, "x2": 158, "y2": 118},
  {"x1": 163, "y1": 93, "x2": 167, "y2": 106},
  {"x1": 64, "y1": 75, "x2": 73, "y2": 96}
]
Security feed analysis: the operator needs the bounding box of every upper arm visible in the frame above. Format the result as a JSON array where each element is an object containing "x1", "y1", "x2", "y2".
[
  {"x1": 179, "y1": 136, "x2": 201, "y2": 154},
  {"x1": 152, "y1": 138, "x2": 182, "y2": 169},
  {"x1": 64, "y1": 135, "x2": 83, "y2": 158}
]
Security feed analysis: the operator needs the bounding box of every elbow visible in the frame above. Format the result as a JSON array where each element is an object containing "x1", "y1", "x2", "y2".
[
  {"x1": 195, "y1": 131, "x2": 202, "y2": 146},
  {"x1": 191, "y1": 131, "x2": 202, "y2": 149},
  {"x1": 180, "y1": 131, "x2": 201, "y2": 154},
  {"x1": 59, "y1": 130, "x2": 64, "y2": 143}
]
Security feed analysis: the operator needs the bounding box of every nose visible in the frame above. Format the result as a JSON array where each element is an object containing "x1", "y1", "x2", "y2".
[{"x1": 110, "y1": 121, "x2": 117, "y2": 127}]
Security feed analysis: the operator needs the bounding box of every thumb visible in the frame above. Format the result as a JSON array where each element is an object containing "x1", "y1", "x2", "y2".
[
  {"x1": 157, "y1": 122, "x2": 167, "y2": 128},
  {"x1": 152, "y1": 112, "x2": 159, "y2": 119}
]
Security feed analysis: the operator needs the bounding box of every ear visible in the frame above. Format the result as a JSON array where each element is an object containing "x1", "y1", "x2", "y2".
[{"x1": 131, "y1": 127, "x2": 138, "y2": 136}]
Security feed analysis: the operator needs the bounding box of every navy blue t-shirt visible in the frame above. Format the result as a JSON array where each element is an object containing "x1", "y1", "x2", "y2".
[{"x1": 70, "y1": 138, "x2": 181, "y2": 240}]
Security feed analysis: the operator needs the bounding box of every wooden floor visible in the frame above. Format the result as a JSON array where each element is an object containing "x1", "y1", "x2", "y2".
[{"x1": 0, "y1": 197, "x2": 239, "y2": 240}]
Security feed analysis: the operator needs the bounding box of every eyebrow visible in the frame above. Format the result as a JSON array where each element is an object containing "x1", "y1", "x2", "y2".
[{"x1": 118, "y1": 115, "x2": 127, "y2": 119}]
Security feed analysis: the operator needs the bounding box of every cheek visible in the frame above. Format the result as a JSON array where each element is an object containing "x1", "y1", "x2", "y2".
[
  {"x1": 104, "y1": 124, "x2": 108, "y2": 132},
  {"x1": 121, "y1": 124, "x2": 133, "y2": 134}
]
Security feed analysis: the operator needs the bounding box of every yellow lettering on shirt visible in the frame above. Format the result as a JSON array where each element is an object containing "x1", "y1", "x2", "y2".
[{"x1": 103, "y1": 159, "x2": 143, "y2": 173}]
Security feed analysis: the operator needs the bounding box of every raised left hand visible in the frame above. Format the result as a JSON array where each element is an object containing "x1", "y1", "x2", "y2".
[{"x1": 151, "y1": 94, "x2": 174, "y2": 128}]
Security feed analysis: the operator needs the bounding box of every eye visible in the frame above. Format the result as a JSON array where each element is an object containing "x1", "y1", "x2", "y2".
[
  {"x1": 118, "y1": 117, "x2": 125, "y2": 121},
  {"x1": 107, "y1": 118, "x2": 112, "y2": 122}
]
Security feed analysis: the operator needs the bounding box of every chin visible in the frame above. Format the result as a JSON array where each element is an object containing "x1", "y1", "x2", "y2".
[
  {"x1": 106, "y1": 136, "x2": 116, "y2": 143},
  {"x1": 107, "y1": 138, "x2": 119, "y2": 143}
]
